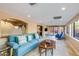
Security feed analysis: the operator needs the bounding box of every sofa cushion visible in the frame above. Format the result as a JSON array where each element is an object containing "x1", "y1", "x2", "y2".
[
  {"x1": 35, "y1": 33, "x2": 40, "y2": 39},
  {"x1": 17, "y1": 39, "x2": 39, "y2": 56},
  {"x1": 17, "y1": 36, "x2": 27, "y2": 45},
  {"x1": 8, "y1": 35, "x2": 18, "y2": 43},
  {"x1": 8, "y1": 42, "x2": 20, "y2": 49},
  {"x1": 29, "y1": 39, "x2": 39, "y2": 45}
]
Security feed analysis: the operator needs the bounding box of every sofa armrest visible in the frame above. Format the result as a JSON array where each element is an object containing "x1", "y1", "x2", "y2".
[{"x1": 8, "y1": 42, "x2": 20, "y2": 49}]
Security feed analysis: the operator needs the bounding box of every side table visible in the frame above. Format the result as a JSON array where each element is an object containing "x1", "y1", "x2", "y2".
[{"x1": 0, "y1": 46, "x2": 13, "y2": 56}]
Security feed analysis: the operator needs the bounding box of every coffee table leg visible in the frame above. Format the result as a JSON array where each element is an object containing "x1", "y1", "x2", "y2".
[
  {"x1": 51, "y1": 48, "x2": 53, "y2": 56},
  {"x1": 39, "y1": 47, "x2": 41, "y2": 56},
  {"x1": 45, "y1": 49, "x2": 47, "y2": 56},
  {"x1": 40, "y1": 51, "x2": 41, "y2": 56},
  {"x1": 40, "y1": 52, "x2": 41, "y2": 56}
]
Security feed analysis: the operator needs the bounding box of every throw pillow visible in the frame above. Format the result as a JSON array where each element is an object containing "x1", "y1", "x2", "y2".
[
  {"x1": 35, "y1": 33, "x2": 39, "y2": 39},
  {"x1": 18, "y1": 36, "x2": 27, "y2": 45},
  {"x1": 28, "y1": 35, "x2": 33, "y2": 41}
]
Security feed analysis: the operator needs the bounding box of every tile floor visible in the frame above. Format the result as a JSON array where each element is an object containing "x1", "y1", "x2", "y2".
[{"x1": 26, "y1": 40, "x2": 74, "y2": 56}]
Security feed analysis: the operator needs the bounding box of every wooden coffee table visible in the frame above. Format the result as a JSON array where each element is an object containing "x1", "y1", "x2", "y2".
[{"x1": 39, "y1": 39, "x2": 56, "y2": 56}]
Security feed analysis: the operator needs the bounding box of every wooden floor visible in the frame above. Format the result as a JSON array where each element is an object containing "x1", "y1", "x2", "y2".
[{"x1": 26, "y1": 40, "x2": 77, "y2": 56}]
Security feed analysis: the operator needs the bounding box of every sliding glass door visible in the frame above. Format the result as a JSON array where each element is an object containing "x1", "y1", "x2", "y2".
[
  {"x1": 47, "y1": 26, "x2": 64, "y2": 35},
  {"x1": 66, "y1": 20, "x2": 79, "y2": 40}
]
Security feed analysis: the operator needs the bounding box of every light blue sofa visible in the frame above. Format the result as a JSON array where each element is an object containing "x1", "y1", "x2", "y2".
[{"x1": 7, "y1": 33, "x2": 40, "y2": 56}]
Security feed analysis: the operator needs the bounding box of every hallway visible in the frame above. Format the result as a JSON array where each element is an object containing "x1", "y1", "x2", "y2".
[{"x1": 26, "y1": 40, "x2": 76, "y2": 56}]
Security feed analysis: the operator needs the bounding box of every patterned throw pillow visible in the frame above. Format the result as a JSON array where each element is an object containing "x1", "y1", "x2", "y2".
[{"x1": 18, "y1": 36, "x2": 27, "y2": 45}]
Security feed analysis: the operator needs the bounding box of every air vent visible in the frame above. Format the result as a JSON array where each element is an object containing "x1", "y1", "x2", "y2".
[
  {"x1": 29, "y1": 3, "x2": 36, "y2": 6},
  {"x1": 53, "y1": 16, "x2": 62, "y2": 19}
]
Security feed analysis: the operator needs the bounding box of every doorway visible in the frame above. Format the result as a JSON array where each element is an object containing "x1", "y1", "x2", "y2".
[{"x1": 37, "y1": 25, "x2": 43, "y2": 36}]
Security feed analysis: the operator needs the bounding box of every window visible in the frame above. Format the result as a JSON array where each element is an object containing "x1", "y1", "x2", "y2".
[
  {"x1": 66, "y1": 20, "x2": 79, "y2": 40},
  {"x1": 74, "y1": 20, "x2": 79, "y2": 39}
]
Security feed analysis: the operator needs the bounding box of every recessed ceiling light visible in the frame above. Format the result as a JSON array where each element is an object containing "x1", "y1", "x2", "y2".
[
  {"x1": 61, "y1": 7, "x2": 66, "y2": 11},
  {"x1": 7, "y1": 19, "x2": 10, "y2": 20},
  {"x1": 14, "y1": 26, "x2": 19, "y2": 29},
  {"x1": 27, "y1": 15, "x2": 31, "y2": 18}
]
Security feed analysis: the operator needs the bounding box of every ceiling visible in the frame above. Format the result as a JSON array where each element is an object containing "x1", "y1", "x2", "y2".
[{"x1": 0, "y1": 3, "x2": 79, "y2": 26}]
